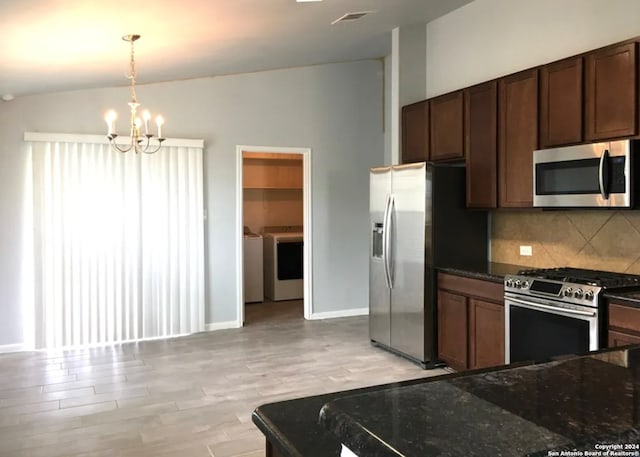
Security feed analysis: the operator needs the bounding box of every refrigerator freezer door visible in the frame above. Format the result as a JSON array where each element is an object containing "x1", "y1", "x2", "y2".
[
  {"x1": 369, "y1": 167, "x2": 392, "y2": 346},
  {"x1": 389, "y1": 163, "x2": 427, "y2": 361}
]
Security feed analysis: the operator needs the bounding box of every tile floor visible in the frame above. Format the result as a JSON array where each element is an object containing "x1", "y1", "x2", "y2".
[{"x1": 0, "y1": 300, "x2": 446, "y2": 456}]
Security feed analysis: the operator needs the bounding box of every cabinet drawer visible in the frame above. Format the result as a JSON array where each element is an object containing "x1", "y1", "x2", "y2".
[
  {"x1": 609, "y1": 303, "x2": 640, "y2": 334},
  {"x1": 438, "y1": 273, "x2": 503, "y2": 303},
  {"x1": 608, "y1": 330, "x2": 640, "y2": 347}
]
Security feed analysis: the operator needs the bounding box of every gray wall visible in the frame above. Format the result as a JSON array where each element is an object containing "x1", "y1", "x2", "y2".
[{"x1": 0, "y1": 60, "x2": 384, "y2": 345}]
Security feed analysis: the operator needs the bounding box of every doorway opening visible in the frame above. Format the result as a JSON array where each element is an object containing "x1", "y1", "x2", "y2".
[{"x1": 235, "y1": 146, "x2": 312, "y2": 326}]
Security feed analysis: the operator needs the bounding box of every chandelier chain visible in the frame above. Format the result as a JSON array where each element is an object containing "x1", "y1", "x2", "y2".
[{"x1": 128, "y1": 37, "x2": 137, "y2": 105}]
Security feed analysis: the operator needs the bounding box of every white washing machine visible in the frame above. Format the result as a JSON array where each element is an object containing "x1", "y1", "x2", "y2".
[
  {"x1": 243, "y1": 233, "x2": 264, "y2": 303},
  {"x1": 263, "y1": 232, "x2": 303, "y2": 301}
]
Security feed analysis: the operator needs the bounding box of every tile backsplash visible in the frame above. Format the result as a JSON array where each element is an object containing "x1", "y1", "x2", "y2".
[{"x1": 491, "y1": 210, "x2": 640, "y2": 274}]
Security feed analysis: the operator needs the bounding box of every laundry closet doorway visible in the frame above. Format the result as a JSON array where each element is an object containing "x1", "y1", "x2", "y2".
[{"x1": 235, "y1": 146, "x2": 312, "y2": 326}]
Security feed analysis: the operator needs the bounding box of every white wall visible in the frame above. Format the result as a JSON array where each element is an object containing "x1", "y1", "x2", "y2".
[
  {"x1": 0, "y1": 60, "x2": 384, "y2": 345},
  {"x1": 384, "y1": 54, "x2": 392, "y2": 166},
  {"x1": 427, "y1": 0, "x2": 640, "y2": 97},
  {"x1": 390, "y1": 25, "x2": 427, "y2": 165}
]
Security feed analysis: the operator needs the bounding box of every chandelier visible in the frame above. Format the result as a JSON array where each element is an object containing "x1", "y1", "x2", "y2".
[{"x1": 105, "y1": 34, "x2": 165, "y2": 154}]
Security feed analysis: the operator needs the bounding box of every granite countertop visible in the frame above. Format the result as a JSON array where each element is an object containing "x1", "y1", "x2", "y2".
[
  {"x1": 252, "y1": 364, "x2": 527, "y2": 457},
  {"x1": 605, "y1": 290, "x2": 640, "y2": 308},
  {"x1": 319, "y1": 346, "x2": 640, "y2": 457},
  {"x1": 437, "y1": 262, "x2": 528, "y2": 283}
]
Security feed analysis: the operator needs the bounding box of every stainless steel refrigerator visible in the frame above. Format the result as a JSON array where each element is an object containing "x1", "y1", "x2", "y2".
[{"x1": 370, "y1": 162, "x2": 488, "y2": 367}]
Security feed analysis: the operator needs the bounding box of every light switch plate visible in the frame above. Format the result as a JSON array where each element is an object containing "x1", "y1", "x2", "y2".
[{"x1": 520, "y1": 245, "x2": 532, "y2": 256}]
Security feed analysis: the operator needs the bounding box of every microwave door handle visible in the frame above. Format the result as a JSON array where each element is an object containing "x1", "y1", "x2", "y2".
[{"x1": 598, "y1": 149, "x2": 610, "y2": 199}]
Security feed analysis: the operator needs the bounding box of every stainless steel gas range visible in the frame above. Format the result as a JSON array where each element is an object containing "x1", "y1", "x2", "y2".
[{"x1": 504, "y1": 267, "x2": 640, "y2": 364}]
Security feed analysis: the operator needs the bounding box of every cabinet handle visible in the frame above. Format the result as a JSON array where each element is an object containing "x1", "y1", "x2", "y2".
[{"x1": 598, "y1": 149, "x2": 609, "y2": 199}]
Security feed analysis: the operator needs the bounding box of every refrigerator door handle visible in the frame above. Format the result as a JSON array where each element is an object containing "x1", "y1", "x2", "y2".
[
  {"x1": 382, "y1": 194, "x2": 391, "y2": 289},
  {"x1": 385, "y1": 194, "x2": 395, "y2": 289}
]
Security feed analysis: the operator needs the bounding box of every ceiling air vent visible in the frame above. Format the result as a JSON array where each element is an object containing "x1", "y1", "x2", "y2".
[{"x1": 331, "y1": 11, "x2": 375, "y2": 25}]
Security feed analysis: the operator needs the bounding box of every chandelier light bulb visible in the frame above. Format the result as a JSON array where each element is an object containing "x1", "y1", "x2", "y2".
[
  {"x1": 156, "y1": 115, "x2": 164, "y2": 139},
  {"x1": 105, "y1": 34, "x2": 165, "y2": 154},
  {"x1": 142, "y1": 110, "x2": 151, "y2": 135},
  {"x1": 105, "y1": 110, "x2": 117, "y2": 136}
]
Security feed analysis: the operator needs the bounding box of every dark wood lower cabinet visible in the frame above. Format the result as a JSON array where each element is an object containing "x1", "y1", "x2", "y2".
[
  {"x1": 437, "y1": 291, "x2": 468, "y2": 371},
  {"x1": 437, "y1": 273, "x2": 505, "y2": 371},
  {"x1": 608, "y1": 301, "x2": 640, "y2": 348},
  {"x1": 469, "y1": 299, "x2": 505, "y2": 369}
]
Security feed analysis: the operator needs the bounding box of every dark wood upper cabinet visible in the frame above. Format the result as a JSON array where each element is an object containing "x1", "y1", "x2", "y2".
[
  {"x1": 539, "y1": 57, "x2": 583, "y2": 147},
  {"x1": 585, "y1": 42, "x2": 637, "y2": 141},
  {"x1": 464, "y1": 81, "x2": 497, "y2": 208},
  {"x1": 430, "y1": 91, "x2": 464, "y2": 161},
  {"x1": 498, "y1": 69, "x2": 538, "y2": 208},
  {"x1": 401, "y1": 100, "x2": 429, "y2": 164}
]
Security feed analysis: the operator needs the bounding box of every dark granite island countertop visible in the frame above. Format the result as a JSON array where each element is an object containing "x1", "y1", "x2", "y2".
[
  {"x1": 252, "y1": 364, "x2": 530, "y2": 457},
  {"x1": 319, "y1": 346, "x2": 640, "y2": 457}
]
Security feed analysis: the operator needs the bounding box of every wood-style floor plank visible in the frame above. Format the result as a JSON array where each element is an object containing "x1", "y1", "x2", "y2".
[{"x1": 0, "y1": 300, "x2": 445, "y2": 456}]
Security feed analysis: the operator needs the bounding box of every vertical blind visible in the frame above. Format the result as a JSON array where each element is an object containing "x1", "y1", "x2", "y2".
[{"x1": 26, "y1": 133, "x2": 204, "y2": 349}]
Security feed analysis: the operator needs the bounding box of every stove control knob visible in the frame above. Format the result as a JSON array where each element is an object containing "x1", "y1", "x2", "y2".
[
  {"x1": 514, "y1": 280, "x2": 522, "y2": 288},
  {"x1": 505, "y1": 279, "x2": 513, "y2": 287},
  {"x1": 584, "y1": 290, "x2": 594, "y2": 301},
  {"x1": 574, "y1": 289, "x2": 584, "y2": 299},
  {"x1": 563, "y1": 287, "x2": 573, "y2": 297},
  {"x1": 523, "y1": 281, "x2": 530, "y2": 289}
]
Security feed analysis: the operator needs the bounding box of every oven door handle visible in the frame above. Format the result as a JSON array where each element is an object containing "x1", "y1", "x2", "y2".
[{"x1": 506, "y1": 297, "x2": 596, "y2": 317}]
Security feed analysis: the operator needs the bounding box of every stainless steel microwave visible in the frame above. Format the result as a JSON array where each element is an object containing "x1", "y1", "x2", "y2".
[{"x1": 533, "y1": 139, "x2": 639, "y2": 208}]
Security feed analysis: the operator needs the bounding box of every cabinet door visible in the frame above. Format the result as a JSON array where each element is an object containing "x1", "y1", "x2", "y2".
[
  {"x1": 469, "y1": 299, "x2": 505, "y2": 369},
  {"x1": 498, "y1": 69, "x2": 538, "y2": 208},
  {"x1": 609, "y1": 302, "x2": 640, "y2": 333},
  {"x1": 539, "y1": 57, "x2": 583, "y2": 147},
  {"x1": 585, "y1": 42, "x2": 637, "y2": 141},
  {"x1": 437, "y1": 290, "x2": 468, "y2": 371},
  {"x1": 401, "y1": 101, "x2": 429, "y2": 163},
  {"x1": 608, "y1": 330, "x2": 640, "y2": 347},
  {"x1": 464, "y1": 81, "x2": 497, "y2": 208},
  {"x1": 430, "y1": 91, "x2": 464, "y2": 162}
]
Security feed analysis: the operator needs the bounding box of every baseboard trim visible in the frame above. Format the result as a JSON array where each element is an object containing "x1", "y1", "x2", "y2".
[
  {"x1": 309, "y1": 307, "x2": 369, "y2": 320},
  {"x1": 205, "y1": 321, "x2": 241, "y2": 331},
  {"x1": 0, "y1": 344, "x2": 25, "y2": 354}
]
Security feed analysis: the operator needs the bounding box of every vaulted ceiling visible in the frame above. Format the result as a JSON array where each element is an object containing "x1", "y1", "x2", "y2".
[{"x1": 0, "y1": 0, "x2": 473, "y2": 98}]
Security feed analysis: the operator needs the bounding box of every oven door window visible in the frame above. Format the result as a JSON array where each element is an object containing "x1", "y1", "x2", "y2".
[
  {"x1": 535, "y1": 156, "x2": 626, "y2": 195},
  {"x1": 509, "y1": 305, "x2": 590, "y2": 364},
  {"x1": 277, "y1": 241, "x2": 303, "y2": 280}
]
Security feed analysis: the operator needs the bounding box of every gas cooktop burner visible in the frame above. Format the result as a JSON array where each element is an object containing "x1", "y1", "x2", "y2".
[{"x1": 516, "y1": 267, "x2": 640, "y2": 288}]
